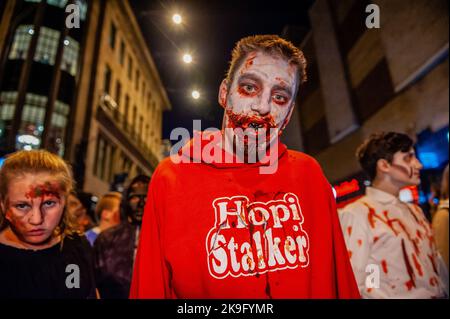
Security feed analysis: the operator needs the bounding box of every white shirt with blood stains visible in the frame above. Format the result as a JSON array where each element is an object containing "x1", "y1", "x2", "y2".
[{"x1": 339, "y1": 187, "x2": 449, "y2": 299}]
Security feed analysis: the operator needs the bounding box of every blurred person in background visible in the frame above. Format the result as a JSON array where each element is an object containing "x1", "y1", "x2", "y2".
[
  {"x1": 94, "y1": 175, "x2": 150, "y2": 299},
  {"x1": 77, "y1": 192, "x2": 98, "y2": 229},
  {"x1": 339, "y1": 132, "x2": 448, "y2": 298},
  {"x1": 85, "y1": 191, "x2": 122, "y2": 246},
  {"x1": 432, "y1": 164, "x2": 449, "y2": 269},
  {"x1": 0, "y1": 150, "x2": 96, "y2": 298},
  {"x1": 67, "y1": 192, "x2": 95, "y2": 233}
]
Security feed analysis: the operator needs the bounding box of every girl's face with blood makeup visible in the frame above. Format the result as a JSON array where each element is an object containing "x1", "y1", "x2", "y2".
[
  {"x1": 387, "y1": 148, "x2": 423, "y2": 187},
  {"x1": 2, "y1": 173, "x2": 65, "y2": 247},
  {"x1": 219, "y1": 51, "x2": 298, "y2": 150}
]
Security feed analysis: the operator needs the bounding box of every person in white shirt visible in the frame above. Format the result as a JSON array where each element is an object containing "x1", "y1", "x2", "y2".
[{"x1": 339, "y1": 132, "x2": 448, "y2": 298}]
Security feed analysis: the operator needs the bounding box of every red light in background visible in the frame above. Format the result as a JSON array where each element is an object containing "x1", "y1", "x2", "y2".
[{"x1": 334, "y1": 179, "x2": 360, "y2": 198}]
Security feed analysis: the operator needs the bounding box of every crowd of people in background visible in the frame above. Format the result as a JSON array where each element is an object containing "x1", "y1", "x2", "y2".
[{"x1": 0, "y1": 133, "x2": 447, "y2": 299}]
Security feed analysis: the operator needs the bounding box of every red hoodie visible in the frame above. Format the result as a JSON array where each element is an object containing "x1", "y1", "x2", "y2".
[{"x1": 130, "y1": 131, "x2": 360, "y2": 298}]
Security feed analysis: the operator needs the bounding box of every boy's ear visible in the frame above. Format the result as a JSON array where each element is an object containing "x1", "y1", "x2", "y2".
[
  {"x1": 377, "y1": 158, "x2": 391, "y2": 174},
  {"x1": 280, "y1": 102, "x2": 295, "y2": 131},
  {"x1": 1, "y1": 201, "x2": 11, "y2": 222},
  {"x1": 218, "y1": 79, "x2": 228, "y2": 109}
]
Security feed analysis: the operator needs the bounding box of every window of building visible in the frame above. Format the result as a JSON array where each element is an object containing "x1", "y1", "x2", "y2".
[
  {"x1": 34, "y1": 26, "x2": 60, "y2": 65},
  {"x1": 74, "y1": 0, "x2": 88, "y2": 21},
  {"x1": 139, "y1": 115, "x2": 144, "y2": 139},
  {"x1": 132, "y1": 106, "x2": 137, "y2": 130},
  {"x1": 115, "y1": 80, "x2": 122, "y2": 107},
  {"x1": 17, "y1": 93, "x2": 47, "y2": 151},
  {"x1": 0, "y1": 91, "x2": 16, "y2": 149},
  {"x1": 119, "y1": 40, "x2": 125, "y2": 65},
  {"x1": 145, "y1": 124, "x2": 150, "y2": 140},
  {"x1": 109, "y1": 22, "x2": 116, "y2": 50},
  {"x1": 9, "y1": 25, "x2": 79, "y2": 76},
  {"x1": 109, "y1": 145, "x2": 118, "y2": 181},
  {"x1": 94, "y1": 134, "x2": 106, "y2": 178},
  {"x1": 104, "y1": 142, "x2": 113, "y2": 182},
  {"x1": 135, "y1": 70, "x2": 140, "y2": 91},
  {"x1": 151, "y1": 101, "x2": 155, "y2": 119},
  {"x1": 0, "y1": 91, "x2": 17, "y2": 122},
  {"x1": 147, "y1": 92, "x2": 151, "y2": 107},
  {"x1": 25, "y1": 0, "x2": 87, "y2": 19},
  {"x1": 104, "y1": 64, "x2": 112, "y2": 94},
  {"x1": 122, "y1": 154, "x2": 132, "y2": 172},
  {"x1": 8, "y1": 25, "x2": 33, "y2": 60},
  {"x1": 47, "y1": 0, "x2": 67, "y2": 7},
  {"x1": 127, "y1": 56, "x2": 133, "y2": 80},
  {"x1": 49, "y1": 100, "x2": 70, "y2": 156},
  {"x1": 124, "y1": 94, "x2": 130, "y2": 125},
  {"x1": 61, "y1": 36, "x2": 79, "y2": 76},
  {"x1": 93, "y1": 133, "x2": 115, "y2": 182}
]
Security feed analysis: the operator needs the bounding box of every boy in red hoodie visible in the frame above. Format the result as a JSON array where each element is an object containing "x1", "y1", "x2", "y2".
[{"x1": 130, "y1": 35, "x2": 360, "y2": 299}]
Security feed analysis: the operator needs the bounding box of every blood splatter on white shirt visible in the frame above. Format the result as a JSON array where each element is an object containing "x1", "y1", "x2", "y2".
[{"x1": 339, "y1": 187, "x2": 448, "y2": 298}]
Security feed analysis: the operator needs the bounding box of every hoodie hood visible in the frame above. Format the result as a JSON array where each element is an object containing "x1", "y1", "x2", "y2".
[{"x1": 177, "y1": 130, "x2": 287, "y2": 169}]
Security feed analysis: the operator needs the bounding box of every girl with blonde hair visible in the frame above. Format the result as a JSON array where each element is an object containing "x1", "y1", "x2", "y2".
[{"x1": 0, "y1": 150, "x2": 96, "y2": 298}]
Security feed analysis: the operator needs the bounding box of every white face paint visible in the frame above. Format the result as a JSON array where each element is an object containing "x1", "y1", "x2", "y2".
[
  {"x1": 218, "y1": 51, "x2": 299, "y2": 158},
  {"x1": 388, "y1": 148, "x2": 423, "y2": 187}
]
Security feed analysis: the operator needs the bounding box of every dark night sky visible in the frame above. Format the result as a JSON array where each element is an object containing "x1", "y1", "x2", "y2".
[{"x1": 129, "y1": 0, "x2": 314, "y2": 140}]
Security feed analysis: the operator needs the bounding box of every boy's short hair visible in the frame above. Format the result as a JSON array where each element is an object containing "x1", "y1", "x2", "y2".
[
  {"x1": 226, "y1": 34, "x2": 307, "y2": 89},
  {"x1": 356, "y1": 132, "x2": 414, "y2": 181}
]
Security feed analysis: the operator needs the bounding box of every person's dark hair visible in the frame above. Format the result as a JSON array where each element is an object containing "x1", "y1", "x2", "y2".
[
  {"x1": 356, "y1": 132, "x2": 414, "y2": 181},
  {"x1": 76, "y1": 191, "x2": 96, "y2": 223},
  {"x1": 121, "y1": 175, "x2": 150, "y2": 220}
]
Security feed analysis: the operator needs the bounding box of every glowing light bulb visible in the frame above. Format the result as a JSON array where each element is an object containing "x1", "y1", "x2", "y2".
[{"x1": 183, "y1": 53, "x2": 192, "y2": 64}]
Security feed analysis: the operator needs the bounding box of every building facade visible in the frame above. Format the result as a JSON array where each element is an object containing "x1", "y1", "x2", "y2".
[
  {"x1": 0, "y1": 0, "x2": 170, "y2": 196},
  {"x1": 74, "y1": 0, "x2": 170, "y2": 196},
  {"x1": 283, "y1": 0, "x2": 449, "y2": 206},
  {"x1": 0, "y1": 0, "x2": 89, "y2": 157}
]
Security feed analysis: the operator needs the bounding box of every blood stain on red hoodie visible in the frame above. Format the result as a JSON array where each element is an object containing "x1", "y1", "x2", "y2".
[{"x1": 130, "y1": 131, "x2": 360, "y2": 299}]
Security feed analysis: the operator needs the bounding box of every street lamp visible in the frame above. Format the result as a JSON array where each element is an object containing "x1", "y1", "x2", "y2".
[
  {"x1": 192, "y1": 90, "x2": 200, "y2": 99},
  {"x1": 172, "y1": 13, "x2": 182, "y2": 24},
  {"x1": 183, "y1": 53, "x2": 192, "y2": 64}
]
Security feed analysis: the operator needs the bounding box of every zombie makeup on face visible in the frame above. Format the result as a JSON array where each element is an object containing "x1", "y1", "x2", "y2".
[
  {"x1": 225, "y1": 52, "x2": 297, "y2": 129},
  {"x1": 25, "y1": 181, "x2": 62, "y2": 201},
  {"x1": 236, "y1": 74, "x2": 292, "y2": 107},
  {"x1": 239, "y1": 51, "x2": 257, "y2": 77},
  {"x1": 391, "y1": 150, "x2": 421, "y2": 179},
  {"x1": 221, "y1": 52, "x2": 298, "y2": 162},
  {"x1": 226, "y1": 109, "x2": 276, "y2": 130},
  {"x1": 4, "y1": 178, "x2": 65, "y2": 247},
  {"x1": 391, "y1": 163, "x2": 414, "y2": 179},
  {"x1": 128, "y1": 182, "x2": 148, "y2": 224}
]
